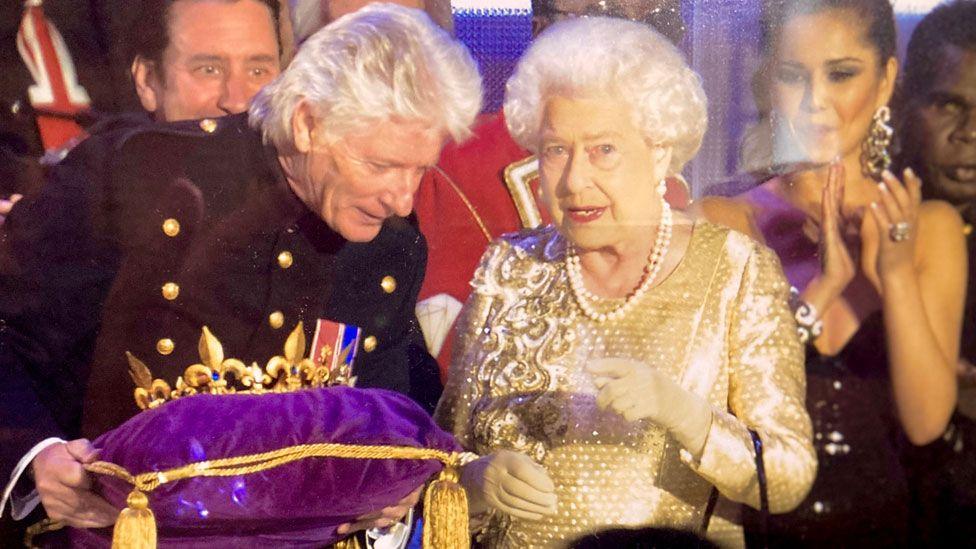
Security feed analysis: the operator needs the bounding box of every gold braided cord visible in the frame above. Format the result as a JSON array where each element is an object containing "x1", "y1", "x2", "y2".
[
  {"x1": 65, "y1": 444, "x2": 477, "y2": 548},
  {"x1": 432, "y1": 165, "x2": 493, "y2": 242},
  {"x1": 84, "y1": 443, "x2": 469, "y2": 493},
  {"x1": 24, "y1": 518, "x2": 65, "y2": 548}
]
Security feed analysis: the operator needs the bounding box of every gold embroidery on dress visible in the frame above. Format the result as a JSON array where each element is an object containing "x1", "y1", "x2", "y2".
[{"x1": 436, "y1": 222, "x2": 816, "y2": 548}]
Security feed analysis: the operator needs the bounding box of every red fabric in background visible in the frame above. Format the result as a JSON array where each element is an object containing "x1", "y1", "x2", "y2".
[{"x1": 415, "y1": 112, "x2": 537, "y2": 378}]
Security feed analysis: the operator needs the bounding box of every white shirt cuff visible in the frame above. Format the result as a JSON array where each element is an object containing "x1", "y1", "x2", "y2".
[
  {"x1": 1, "y1": 437, "x2": 65, "y2": 520},
  {"x1": 365, "y1": 507, "x2": 414, "y2": 549}
]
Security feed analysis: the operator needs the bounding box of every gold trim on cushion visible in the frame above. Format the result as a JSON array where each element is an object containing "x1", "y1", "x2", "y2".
[{"x1": 80, "y1": 446, "x2": 479, "y2": 549}]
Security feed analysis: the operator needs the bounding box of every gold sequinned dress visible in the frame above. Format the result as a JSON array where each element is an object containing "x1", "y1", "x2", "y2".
[{"x1": 435, "y1": 222, "x2": 816, "y2": 548}]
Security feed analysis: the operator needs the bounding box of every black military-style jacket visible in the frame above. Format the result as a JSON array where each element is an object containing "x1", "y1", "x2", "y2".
[
  {"x1": 76, "y1": 115, "x2": 440, "y2": 436},
  {"x1": 79, "y1": 113, "x2": 441, "y2": 437},
  {"x1": 0, "y1": 113, "x2": 149, "y2": 483},
  {"x1": 0, "y1": 111, "x2": 439, "y2": 456}
]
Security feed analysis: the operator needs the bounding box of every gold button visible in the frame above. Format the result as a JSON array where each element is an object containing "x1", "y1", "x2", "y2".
[
  {"x1": 363, "y1": 335, "x2": 377, "y2": 353},
  {"x1": 277, "y1": 251, "x2": 293, "y2": 269},
  {"x1": 162, "y1": 218, "x2": 180, "y2": 237},
  {"x1": 268, "y1": 311, "x2": 284, "y2": 329},
  {"x1": 161, "y1": 282, "x2": 180, "y2": 301},
  {"x1": 156, "y1": 338, "x2": 174, "y2": 355},
  {"x1": 380, "y1": 275, "x2": 397, "y2": 294},
  {"x1": 199, "y1": 118, "x2": 218, "y2": 133}
]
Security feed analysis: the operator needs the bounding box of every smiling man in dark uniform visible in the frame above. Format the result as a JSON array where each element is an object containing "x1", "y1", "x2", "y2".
[{"x1": 3, "y1": 3, "x2": 481, "y2": 537}]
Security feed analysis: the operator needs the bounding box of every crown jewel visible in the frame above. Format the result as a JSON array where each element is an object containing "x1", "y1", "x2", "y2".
[{"x1": 127, "y1": 322, "x2": 355, "y2": 410}]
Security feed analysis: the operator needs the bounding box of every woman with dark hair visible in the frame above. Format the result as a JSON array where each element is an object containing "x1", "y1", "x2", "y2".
[
  {"x1": 700, "y1": 0, "x2": 967, "y2": 544},
  {"x1": 896, "y1": 1, "x2": 976, "y2": 544}
]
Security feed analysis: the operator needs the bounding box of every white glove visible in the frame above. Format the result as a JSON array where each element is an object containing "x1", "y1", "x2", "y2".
[
  {"x1": 460, "y1": 450, "x2": 557, "y2": 521},
  {"x1": 587, "y1": 358, "x2": 713, "y2": 456}
]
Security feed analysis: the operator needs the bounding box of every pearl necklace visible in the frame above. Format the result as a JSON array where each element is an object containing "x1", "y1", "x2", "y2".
[{"x1": 566, "y1": 199, "x2": 673, "y2": 323}]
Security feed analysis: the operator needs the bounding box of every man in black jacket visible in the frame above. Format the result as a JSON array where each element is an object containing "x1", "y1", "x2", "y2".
[
  {"x1": 3, "y1": 1, "x2": 480, "y2": 538},
  {"x1": 0, "y1": 0, "x2": 280, "y2": 537},
  {"x1": 0, "y1": 1, "x2": 283, "y2": 537}
]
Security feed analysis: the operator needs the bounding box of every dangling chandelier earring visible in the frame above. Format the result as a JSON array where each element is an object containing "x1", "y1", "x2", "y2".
[{"x1": 864, "y1": 105, "x2": 893, "y2": 179}]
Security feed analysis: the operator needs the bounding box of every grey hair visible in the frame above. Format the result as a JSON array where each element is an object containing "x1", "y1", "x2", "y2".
[
  {"x1": 250, "y1": 2, "x2": 481, "y2": 150},
  {"x1": 504, "y1": 16, "x2": 707, "y2": 175},
  {"x1": 289, "y1": 0, "x2": 455, "y2": 46}
]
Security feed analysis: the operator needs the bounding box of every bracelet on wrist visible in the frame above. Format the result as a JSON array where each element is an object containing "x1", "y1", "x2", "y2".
[{"x1": 790, "y1": 287, "x2": 823, "y2": 344}]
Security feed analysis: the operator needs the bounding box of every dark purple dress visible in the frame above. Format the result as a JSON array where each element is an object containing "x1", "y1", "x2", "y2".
[{"x1": 740, "y1": 183, "x2": 910, "y2": 547}]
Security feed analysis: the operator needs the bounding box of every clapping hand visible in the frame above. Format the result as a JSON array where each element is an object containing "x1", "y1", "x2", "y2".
[
  {"x1": 866, "y1": 168, "x2": 922, "y2": 283},
  {"x1": 812, "y1": 162, "x2": 857, "y2": 303}
]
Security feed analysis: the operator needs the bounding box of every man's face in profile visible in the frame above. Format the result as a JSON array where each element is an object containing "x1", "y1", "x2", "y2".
[
  {"x1": 287, "y1": 111, "x2": 446, "y2": 243},
  {"x1": 911, "y1": 46, "x2": 976, "y2": 209},
  {"x1": 136, "y1": 0, "x2": 281, "y2": 121}
]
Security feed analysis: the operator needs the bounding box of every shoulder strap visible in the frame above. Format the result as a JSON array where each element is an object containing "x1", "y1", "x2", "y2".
[
  {"x1": 702, "y1": 429, "x2": 769, "y2": 545},
  {"x1": 750, "y1": 428, "x2": 769, "y2": 547},
  {"x1": 700, "y1": 486, "x2": 719, "y2": 533}
]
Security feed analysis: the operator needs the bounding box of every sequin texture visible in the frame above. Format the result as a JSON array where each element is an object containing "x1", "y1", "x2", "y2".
[{"x1": 436, "y1": 222, "x2": 816, "y2": 548}]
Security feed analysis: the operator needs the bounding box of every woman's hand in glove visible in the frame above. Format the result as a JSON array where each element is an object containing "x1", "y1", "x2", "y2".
[
  {"x1": 460, "y1": 450, "x2": 557, "y2": 520},
  {"x1": 588, "y1": 357, "x2": 713, "y2": 456}
]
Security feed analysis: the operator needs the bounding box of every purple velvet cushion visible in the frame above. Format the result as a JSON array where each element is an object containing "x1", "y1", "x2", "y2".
[{"x1": 70, "y1": 387, "x2": 458, "y2": 548}]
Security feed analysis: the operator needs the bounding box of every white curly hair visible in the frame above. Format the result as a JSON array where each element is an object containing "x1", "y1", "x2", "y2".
[
  {"x1": 504, "y1": 16, "x2": 707, "y2": 176},
  {"x1": 249, "y1": 2, "x2": 481, "y2": 150}
]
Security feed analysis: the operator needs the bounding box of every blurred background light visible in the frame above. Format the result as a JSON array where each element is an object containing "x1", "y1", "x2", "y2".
[{"x1": 892, "y1": 0, "x2": 947, "y2": 14}]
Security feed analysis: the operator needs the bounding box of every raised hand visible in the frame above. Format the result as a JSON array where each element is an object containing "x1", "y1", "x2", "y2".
[
  {"x1": 866, "y1": 168, "x2": 923, "y2": 284},
  {"x1": 816, "y1": 162, "x2": 857, "y2": 301},
  {"x1": 460, "y1": 450, "x2": 557, "y2": 521}
]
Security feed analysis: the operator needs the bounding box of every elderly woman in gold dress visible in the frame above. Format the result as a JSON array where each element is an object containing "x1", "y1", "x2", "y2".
[{"x1": 434, "y1": 17, "x2": 816, "y2": 548}]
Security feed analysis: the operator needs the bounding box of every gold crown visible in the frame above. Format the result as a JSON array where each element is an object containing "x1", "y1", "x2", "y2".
[{"x1": 126, "y1": 322, "x2": 354, "y2": 410}]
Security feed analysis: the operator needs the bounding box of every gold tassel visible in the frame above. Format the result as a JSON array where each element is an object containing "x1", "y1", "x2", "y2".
[
  {"x1": 422, "y1": 464, "x2": 470, "y2": 549},
  {"x1": 333, "y1": 536, "x2": 362, "y2": 549},
  {"x1": 111, "y1": 489, "x2": 157, "y2": 549},
  {"x1": 86, "y1": 446, "x2": 476, "y2": 548}
]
